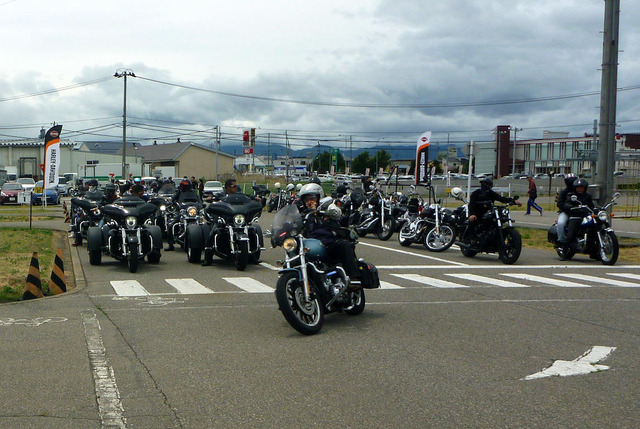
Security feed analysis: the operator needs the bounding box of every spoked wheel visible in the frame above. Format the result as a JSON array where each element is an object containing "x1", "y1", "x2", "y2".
[
  {"x1": 376, "y1": 218, "x2": 396, "y2": 241},
  {"x1": 234, "y1": 240, "x2": 249, "y2": 271},
  {"x1": 498, "y1": 228, "x2": 522, "y2": 264},
  {"x1": 598, "y1": 230, "x2": 619, "y2": 265},
  {"x1": 275, "y1": 272, "x2": 324, "y2": 335},
  {"x1": 344, "y1": 288, "x2": 366, "y2": 315},
  {"x1": 424, "y1": 224, "x2": 456, "y2": 252},
  {"x1": 127, "y1": 246, "x2": 139, "y2": 273}
]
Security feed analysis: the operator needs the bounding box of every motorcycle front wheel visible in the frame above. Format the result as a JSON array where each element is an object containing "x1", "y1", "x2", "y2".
[
  {"x1": 599, "y1": 230, "x2": 619, "y2": 265},
  {"x1": 128, "y1": 246, "x2": 139, "y2": 273},
  {"x1": 234, "y1": 240, "x2": 249, "y2": 271},
  {"x1": 424, "y1": 224, "x2": 456, "y2": 252},
  {"x1": 397, "y1": 224, "x2": 413, "y2": 247},
  {"x1": 275, "y1": 272, "x2": 324, "y2": 335},
  {"x1": 498, "y1": 228, "x2": 522, "y2": 265},
  {"x1": 376, "y1": 217, "x2": 396, "y2": 241}
]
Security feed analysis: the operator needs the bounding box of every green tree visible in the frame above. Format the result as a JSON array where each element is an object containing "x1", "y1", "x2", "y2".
[
  {"x1": 313, "y1": 151, "x2": 345, "y2": 173},
  {"x1": 351, "y1": 151, "x2": 370, "y2": 174},
  {"x1": 370, "y1": 149, "x2": 392, "y2": 174}
]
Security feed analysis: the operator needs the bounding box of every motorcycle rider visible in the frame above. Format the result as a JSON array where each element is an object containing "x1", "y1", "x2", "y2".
[
  {"x1": 555, "y1": 173, "x2": 577, "y2": 245},
  {"x1": 560, "y1": 178, "x2": 595, "y2": 255},
  {"x1": 299, "y1": 183, "x2": 361, "y2": 283},
  {"x1": 165, "y1": 179, "x2": 201, "y2": 251},
  {"x1": 104, "y1": 183, "x2": 119, "y2": 204},
  {"x1": 464, "y1": 177, "x2": 522, "y2": 244}
]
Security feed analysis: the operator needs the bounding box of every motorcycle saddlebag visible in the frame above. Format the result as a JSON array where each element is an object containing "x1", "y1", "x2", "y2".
[
  {"x1": 547, "y1": 224, "x2": 558, "y2": 243},
  {"x1": 358, "y1": 261, "x2": 380, "y2": 289}
]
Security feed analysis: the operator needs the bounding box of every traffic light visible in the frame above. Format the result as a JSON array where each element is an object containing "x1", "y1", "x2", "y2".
[{"x1": 250, "y1": 128, "x2": 256, "y2": 147}]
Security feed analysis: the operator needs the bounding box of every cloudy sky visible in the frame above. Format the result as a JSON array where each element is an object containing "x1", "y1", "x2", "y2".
[{"x1": 1, "y1": 0, "x2": 638, "y2": 151}]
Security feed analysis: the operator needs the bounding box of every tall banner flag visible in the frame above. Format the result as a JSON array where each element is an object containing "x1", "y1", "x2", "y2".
[
  {"x1": 416, "y1": 131, "x2": 431, "y2": 185},
  {"x1": 44, "y1": 125, "x2": 63, "y2": 190}
]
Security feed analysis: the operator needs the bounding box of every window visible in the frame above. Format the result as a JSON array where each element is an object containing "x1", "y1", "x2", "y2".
[
  {"x1": 559, "y1": 142, "x2": 566, "y2": 159},
  {"x1": 535, "y1": 144, "x2": 542, "y2": 160}
]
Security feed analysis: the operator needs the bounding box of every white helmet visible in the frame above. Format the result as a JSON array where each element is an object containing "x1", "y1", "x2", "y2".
[
  {"x1": 324, "y1": 202, "x2": 342, "y2": 220},
  {"x1": 286, "y1": 183, "x2": 295, "y2": 191},
  {"x1": 450, "y1": 187, "x2": 464, "y2": 199},
  {"x1": 274, "y1": 182, "x2": 281, "y2": 189},
  {"x1": 299, "y1": 183, "x2": 325, "y2": 201},
  {"x1": 296, "y1": 183, "x2": 303, "y2": 191}
]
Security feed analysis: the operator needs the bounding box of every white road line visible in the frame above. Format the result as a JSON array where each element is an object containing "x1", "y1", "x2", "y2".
[
  {"x1": 165, "y1": 278, "x2": 214, "y2": 294},
  {"x1": 501, "y1": 273, "x2": 588, "y2": 288},
  {"x1": 555, "y1": 273, "x2": 640, "y2": 288},
  {"x1": 358, "y1": 242, "x2": 467, "y2": 266},
  {"x1": 392, "y1": 273, "x2": 468, "y2": 288},
  {"x1": 223, "y1": 277, "x2": 274, "y2": 293},
  {"x1": 376, "y1": 264, "x2": 640, "y2": 270},
  {"x1": 259, "y1": 262, "x2": 279, "y2": 271},
  {"x1": 446, "y1": 273, "x2": 530, "y2": 288},
  {"x1": 379, "y1": 281, "x2": 404, "y2": 289},
  {"x1": 609, "y1": 273, "x2": 640, "y2": 282},
  {"x1": 82, "y1": 310, "x2": 127, "y2": 428},
  {"x1": 111, "y1": 280, "x2": 149, "y2": 296}
]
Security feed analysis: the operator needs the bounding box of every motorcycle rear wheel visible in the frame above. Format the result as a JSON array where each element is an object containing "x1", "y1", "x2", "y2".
[
  {"x1": 397, "y1": 225, "x2": 413, "y2": 247},
  {"x1": 599, "y1": 230, "x2": 619, "y2": 265},
  {"x1": 498, "y1": 228, "x2": 522, "y2": 265},
  {"x1": 275, "y1": 272, "x2": 324, "y2": 335},
  {"x1": 344, "y1": 288, "x2": 366, "y2": 315},
  {"x1": 376, "y1": 218, "x2": 396, "y2": 241},
  {"x1": 424, "y1": 224, "x2": 456, "y2": 252}
]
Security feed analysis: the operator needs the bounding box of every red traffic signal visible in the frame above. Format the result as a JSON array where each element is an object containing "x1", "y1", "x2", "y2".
[{"x1": 243, "y1": 130, "x2": 250, "y2": 141}]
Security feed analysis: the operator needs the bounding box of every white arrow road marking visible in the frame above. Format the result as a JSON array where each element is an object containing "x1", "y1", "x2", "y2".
[{"x1": 522, "y1": 346, "x2": 616, "y2": 380}]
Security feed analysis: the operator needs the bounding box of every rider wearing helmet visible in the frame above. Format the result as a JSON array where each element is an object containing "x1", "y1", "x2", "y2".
[
  {"x1": 298, "y1": 183, "x2": 360, "y2": 282},
  {"x1": 560, "y1": 177, "x2": 595, "y2": 254},
  {"x1": 465, "y1": 177, "x2": 522, "y2": 243},
  {"x1": 165, "y1": 179, "x2": 201, "y2": 251},
  {"x1": 84, "y1": 179, "x2": 107, "y2": 204},
  {"x1": 555, "y1": 173, "x2": 577, "y2": 244}
]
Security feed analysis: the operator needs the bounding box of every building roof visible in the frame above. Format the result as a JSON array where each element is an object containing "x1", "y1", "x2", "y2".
[
  {"x1": 115, "y1": 141, "x2": 235, "y2": 162},
  {"x1": 0, "y1": 138, "x2": 76, "y2": 147},
  {"x1": 78, "y1": 140, "x2": 138, "y2": 154}
]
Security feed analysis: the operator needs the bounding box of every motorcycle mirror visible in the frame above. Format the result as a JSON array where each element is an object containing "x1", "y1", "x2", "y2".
[
  {"x1": 571, "y1": 195, "x2": 578, "y2": 202},
  {"x1": 613, "y1": 192, "x2": 621, "y2": 199}
]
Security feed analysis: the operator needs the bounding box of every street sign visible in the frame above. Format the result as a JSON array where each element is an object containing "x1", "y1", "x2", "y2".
[
  {"x1": 18, "y1": 191, "x2": 31, "y2": 205},
  {"x1": 243, "y1": 148, "x2": 254, "y2": 155}
]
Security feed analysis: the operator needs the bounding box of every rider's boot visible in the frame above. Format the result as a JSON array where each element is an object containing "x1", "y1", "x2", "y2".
[{"x1": 201, "y1": 249, "x2": 213, "y2": 266}]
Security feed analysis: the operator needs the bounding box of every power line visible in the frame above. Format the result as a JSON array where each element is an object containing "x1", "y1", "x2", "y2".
[{"x1": 0, "y1": 77, "x2": 113, "y2": 102}]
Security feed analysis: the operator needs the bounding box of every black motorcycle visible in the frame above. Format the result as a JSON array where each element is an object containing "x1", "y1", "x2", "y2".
[
  {"x1": 168, "y1": 199, "x2": 205, "y2": 250},
  {"x1": 271, "y1": 204, "x2": 380, "y2": 335},
  {"x1": 87, "y1": 199, "x2": 163, "y2": 273},
  {"x1": 547, "y1": 193, "x2": 620, "y2": 265},
  {"x1": 452, "y1": 195, "x2": 522, "y2": 264},
  {"x1": 267, "y1": 184, "x2": 293, "y2": 213},
  {"x1": 185, "y1": 193, "x2": 263, "y2": 271},
  {"x1": 148, "y1": 194, "x2": 173, "y2": 236},
  {"x1": 70, "y1": 196, "x2": 104, "y2": 246},
  {"x1": 398, "y1": 200, "x2": 457, "y2": 252},
  {"x1": 252, "y1": 184, "x2": 271, "y2": 208},
  {"x1": 353, "y1": 189, "x2": 396, "y2": 241}
]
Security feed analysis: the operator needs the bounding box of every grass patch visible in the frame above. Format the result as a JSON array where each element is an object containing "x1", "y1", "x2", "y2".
[
  {"x1": 0, "y1": 216, "x2": 58, "y2": 222},
  {"x1": 0, "y1": 228, "x2": 56, "y2": 302},
  {"x1": 518, "y1": 227, "x2": 640, "y2": 262}
]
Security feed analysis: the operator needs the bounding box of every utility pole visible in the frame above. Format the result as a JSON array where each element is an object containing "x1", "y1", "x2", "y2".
[
  {"x1": 285, "y1": 130, "x2": 290, "y2": 180},
  {"x1": 214, "y1": 126, "x2": 219, "y2": 180},
  {"x1": 114, "y1": 69, "x2": 135, "y2": 181},
  {"x1": 596, "y1": 0, "x2": 620, "y2": 205},
  {"x1": 267, "y1": 133, "x2": 271, "y2": 177}
]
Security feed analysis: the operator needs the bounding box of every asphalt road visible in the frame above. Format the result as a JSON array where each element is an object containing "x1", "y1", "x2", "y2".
[{"x1": 1, "y1": 211, "x2": 639, "y2": 428}]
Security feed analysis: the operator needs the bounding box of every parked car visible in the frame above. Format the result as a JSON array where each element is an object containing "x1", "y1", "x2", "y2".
[
  {"x1": 533, "y1": 173, "x2": 548, "y2": 179},
  {"x1": 32, "y1": 180, "x2": 60, "y2": 205},
  {"x1": 56, "y1": 176, "x2": 70, "y2": 195},
  {"x1": 0, "y1": 182, "x2": 23, "y2": 205},
  {"x1": 202, "y1": 180, "x2": 224, "y2": 199},
  {"x1": 17, "y1": 177, "x2": 36, "y2": 192}
]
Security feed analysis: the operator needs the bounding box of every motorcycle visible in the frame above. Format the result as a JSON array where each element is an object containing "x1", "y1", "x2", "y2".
[
  {"x1": 270, "y1": 204, "x2": 380, "y2": 335},
  {"x1": 354, "y1": 188, "x2": 396, "y2": 241},
  {"x1": 252, "y1": 184, "x2": 271, "y2": 208},
  {"x1": 267, "y1": 183, "x2": 294, "y2": 212},
  {"x1": 167, "y1": 198, "x2": 205, "y2": 250},
  {"x1": 185, "y1": 192, "x2": 264, "y2": 270},
  {"x1": 148, "y1": 193, "x2": 174, "y2": 236},
  {"x1": 70, "y1": 196, "x2": 104, "y2": 246},
  {"x1": 547, "y1": 192, "x2": 620, "y2": 265},
  {"x1": 452, "y1": 191, "x2": 522, "y2": 264},
  {"x1": 87, "y1": 199, "x2": 163, "y2": 273},
  {"x1": 398, "y1": 200, "x2": 456, "y2": 252}
]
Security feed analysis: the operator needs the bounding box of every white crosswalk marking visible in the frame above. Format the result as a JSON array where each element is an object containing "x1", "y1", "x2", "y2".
[
  {"x1": 379, "y1": 281, "x2": 404, "y2": 289},
  {"x1": 501, "y1": 273, "x2": 588, "y2": 288},
  {"x1": 223, "y1": 277, "x2": 274, "y2": 293},
  {"x1": 392, "y1": 273, "x2": 468, "y2": 288},
  {"x1": 165, "y1": 278, "x2": 214, "y2": 294},
  {"x1": 555, "y1": 273, "x2": 640, "y2": 288},
  {"x1": 446, "y1": 273, "x2": 530, "y2": 288},
  {"x1": 608, "y1": 273, "x2": 640, "y2": 283},
  {"x1": 110, "y1": 280, "x2": 149, "y2": 296}
]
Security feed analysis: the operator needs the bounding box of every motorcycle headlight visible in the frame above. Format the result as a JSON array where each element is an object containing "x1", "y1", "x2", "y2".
[
  {"x1": 91, "y1": 208, "x2": 101, "y2": 216},
  {"x1": 125, "y1": 216, "x2": 138, "y2": 229},
  {"x1": 283, "y1": 237, "x2": 297, "y2": 252},
  {"x1": 233, "y1": 214, "x2": 245, "y2": 226},
  {"x1": 187, "y1": 206, "x2": 198, "y2": 217},
  {"x1": 597, "y1": 210, "x2": 608, "y2": 222},
  {"x1": 160, "y1": 204, "x2": 166, "y2": 212},
  {"x1": 502, "y1": 208, "x2": 510, "y2": 217}
]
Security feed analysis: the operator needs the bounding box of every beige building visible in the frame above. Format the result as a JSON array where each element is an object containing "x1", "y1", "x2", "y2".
[{"x1": 118, "y1": 141, "x2": 235, "y2": 180}]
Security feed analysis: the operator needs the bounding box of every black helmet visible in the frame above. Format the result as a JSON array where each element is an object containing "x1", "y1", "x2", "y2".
[
  {"x1": 335, "y1": 184, "x2": 348, "y2": 196},
  {"x1": 179, "y1": 179, "x2": 192, "y2": 191},
  {"x1": 480, "y1": 177, "x2": 493, "y2": 189},
  {"x1": 86, "y1": 179, "x2": 99, "y2": 187},
  {"x1": 564, "y1": 173, "x2": 577, "y2": 188},
  {"x1": 105, "y1": 183, "x2": 117, "y2": 191},
  {"x1": 573, "y1": 178, "x2": 589, "y2": 189}
]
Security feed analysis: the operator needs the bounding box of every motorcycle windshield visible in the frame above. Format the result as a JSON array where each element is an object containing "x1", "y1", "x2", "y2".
[{"x1": 271, "y1": 204, "x2": 303, "y2": 246}]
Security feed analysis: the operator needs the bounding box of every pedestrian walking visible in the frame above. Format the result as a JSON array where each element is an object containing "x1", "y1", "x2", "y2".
[{"x1": 526, "y1": 175, "x2": 543, "y2": 215}]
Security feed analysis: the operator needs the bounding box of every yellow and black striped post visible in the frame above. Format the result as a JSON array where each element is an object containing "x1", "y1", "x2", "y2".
[
  {"x1": 63, "y1": 201, "x2": 70, "y2": 223},
  {"x1": 48, "y1": 248, "x2": 67, "y2": 295},
  {"x1": 23, "y1": 252, "x2": 44, "y2": 300}
]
